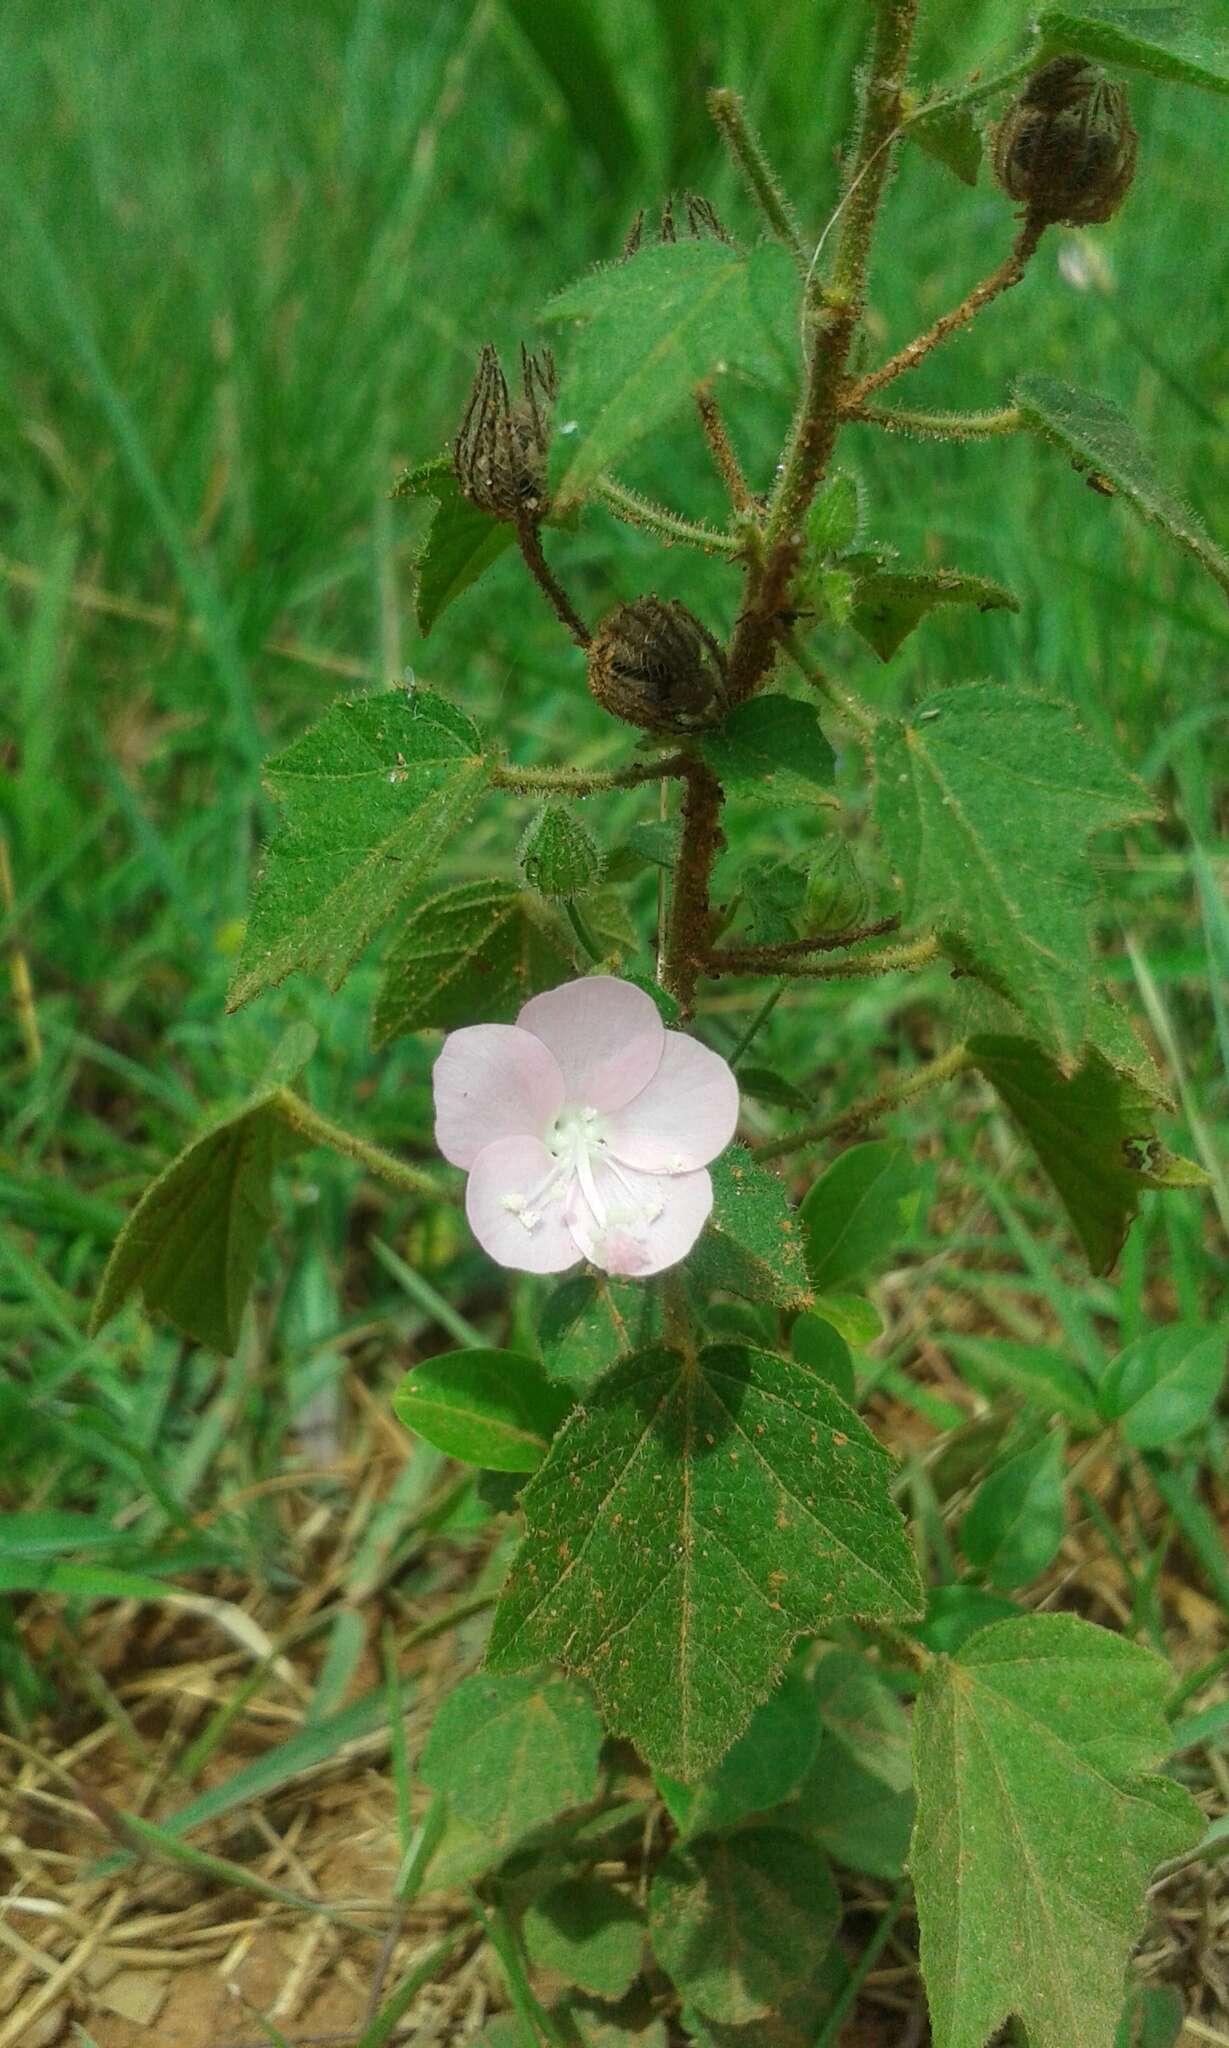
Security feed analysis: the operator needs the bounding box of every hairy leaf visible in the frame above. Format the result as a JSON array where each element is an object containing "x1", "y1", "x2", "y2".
[
  {"x1": 850, "y1": 567, "x2": 1018, "y2": 661},
  {"x1": 797, "y1": 1651, "x2": 914, "y2": 1878},
  {"x1": 912, "y1": 1614, "x2": 1203, "y2": 2048},
  {"x1": 1038, "y1": 4, "x2": 1229, "y2": 96},
  {"x1": 650, "y1": 1827, "x2": 839, "y2": 2024},
  {"x1": 419, "y1": 1670, "x2": 603, "y2": 1845},
  {"x1": 960, "y1": 1434, "x2": 1067, "y2": 1589},
  {"x1": 1015, "y1": 374, "x2": 1229, "y2": 600},
  {"x1": 688, "y1": 1148, "x2": 811, "y2": 1310},
  {"x1": 1100, "y1": 1323, "x2": 1226, "y2": 1447},
  {"x1": 801, "y1": 1140, "x2": 925, "y2": 1293},
  {"x1": 396, "y1": 459, "x2": 516, "y2": 634},
  {"x1": 89, "y1": 1093, "x2": 301, "y2": 1352},
  {"x1": 374, "y1": 881, "x2": 573, "y2": 1045},
  {"x1": 969, "y1": 1032, "x2": 1206, "y2": 1271},
  {"x1": 520, "y1": 801, "x2": 605, "y2": 897},
  {"x1": 393, "y1": 1348, "x2": 572, "y2": 1471},
  {"x1": 487, "y1": 1341, "x2": 922, "y2": 1778},
  {"x1": 229, "y1": 692, "x2": 492, "y2": 1009},
  {"x1": 875, "y1": 684, "x2": 1154, "y2": 1057},
  {"x1": 910, "y1": 101, "x2": 983, "y2": 185},
  {"x1": 702, "y1": 696, "x2": 837, "y2": 808},
  {"x1": 657, "y1": 1668, "x2": 821, "y2": 1838},
  {"x1": 539, "y1": 1272, "x2": 660, "y2": 1389},
  {"x1": 523, "y1": 1877, "x2": 645, "y2": 2001}
]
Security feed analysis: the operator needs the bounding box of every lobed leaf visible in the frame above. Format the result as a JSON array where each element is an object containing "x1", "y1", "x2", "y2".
[
  {"x1": 849, "y1": 566, "x2": 1018, "y2": 662},
  {"x1": 419, "y1": 1669, "x2": 603, "y2": 1847},
  {"x1": 649, "y1": 1827, "x2": 839, "y2": 2024},
  {"x1": 392, "y1": 1348, "x2": 572, "y2": 1471},
  {"x1": 656, "y1": 1668, "x2": 821, "y2": 1839},
  {"x1": 702, "y1": 695, "x2": 837, "y2": 809},
  {"x1": 373, "y1": 880, "x2": 573, "y2": 1045},
  {"x1": 522, "y1": 1877, "x2": 645, "y2": 2002},
  {"x1": 539, "y1": 1271, "x2": 660, "y2": 1389}
]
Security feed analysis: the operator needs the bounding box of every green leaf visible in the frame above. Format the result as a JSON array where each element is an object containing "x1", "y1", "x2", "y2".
[
  {"x1": 1038, "y1": 4, "x2": 1229, "y2": 95},
  {"x1": 914, "y1": 1585, "x2": 1020, "y2": 1656},
  {"x1": 874, "y1": 683, "x2": 1154, "y2": 1058},
  {"x1": 789, "y1": 1315, "x2": 856, "y2": 1404},
  {"x1": 911, "y1": 1613, "x2": 1204, "y2": 2048},
  {"x1": 402, "y1": 465, "x2": 516, "y2": 636},
  {"x1": 539, "y1": 1272, "x2": 659, "y2": 1389},
  {"x1": 545, "y1": 241, "x2": 799, "y2": 509},
  {"x1": 850, "y1": 567, "x2": 1018, "y2": 662},
  {"x1": 804, "y1": 836, "x2": 872, "y2": 934},
  {"x1": 801, "y1": 1140, "x2": 925, "y2": 1295},
  {"x1": 522, "y1": 1878, "x2": 645, "y2": 2001},
  {"x1": 89, "y1": 1093, "x2": 300, "y2": 1352},
  {"x1": 649, "y1": 1827, "x2": 840, "y2": 2024},
  {"x1": 229, "y1": 692, "x2": 492, "y2": 1009},
  {"x1": 960, "y1": 1433, "x2": 1067, "y2": 1589},
  {"x1": 797, "y1": 1651, "x2": 914, "y2": 1878},
  {"x1": 942, "y1": 1336, "x2": 1101, "y2": 1432},
  {"x1": 910, "y1": 101, "x2": 983, "y2": 186},
  {"x1": 393, "y1": 1349, "x2": 572, "y2": 1472},
  {"x1": 1014, "y1": 374, "x2": 1229, "y2": 601},
  {"x1": 736, "y1": 1067, "x2": 813, "y2": 1114},
  {"x1": 520, "y1": 802, "x2": 606, "y2": 897},
  {"x1": 656, "y1": 1669, "x2": 821, "y2": 1839},
  {"x1": 1116, "y1": 1983, "x2": 1185, "y2": 2048},
  {"x1": 557, "y1": 1993, "x2": 669, "y2": 2047},
  {"x1": 702, "y1": 696, "x2": 837, "y2": 809},
  {"x1": 373, "y1": 880, "x2": 573, "y2": 1046},
  {"x1": 487, "y1": 1341, "x2": 922, "y2": 1779},
  {"x1": 806, "y1": 471, "x2": 862, "y2": 556},
  {"x1": 688, "y1": 1148, "x2": 811, "y2": 1310},
  {"x1": 1100, "y1": 1323, "x2": 1226, "y2": 1448},
  {"x1": 807, "y1": 1292, "x2": 884, "y2": 1349},
  {"x1": 969, "y1": 1032, "x2": 1207, "y2": 1272},
  {"x1": 739, "y1": 859, "x2": 811, "y2": 946},
  {"x1": 419, "y1": 1670, "x2": 603, "y2": 1848}
]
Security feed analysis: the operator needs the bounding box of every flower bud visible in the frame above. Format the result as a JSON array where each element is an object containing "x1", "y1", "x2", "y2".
[
  {"x1": 519, "y1": 803, "x2": 605, "y2": 899},
  {"x1": 992, "y1": 58, "x2": 1138, "y2": 228},
  {"x1": 805, "y1": 836, "x2": 871, "y2": 934},
  {"x1": 453, "y1": 343, "x2": 557, "y2": 522},
  {"x1": 587, "y1": 597, "x2": 729, "y2": 734}
]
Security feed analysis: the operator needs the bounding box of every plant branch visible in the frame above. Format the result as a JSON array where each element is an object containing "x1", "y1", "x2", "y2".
[
  {"x1": 910, "y1": 51, "x2": 1036, "y2": 127},
  {"x1": 492, "y1": 753, "x2": 689, "y2": 797},
  {"x1": 595, "y1": 475, "x2": 743, "y2": 556},
  {"x1": 844, "y1": 401, "x2": 1025, "y2": 439},
  {"x1": 660, "y1": 756, "x2": 724, "y2": 1020},
  {"x1": 754, "y1": 1040, "x2": 969, "y2": 1159},
  {"x1": 705, "y1": 916, "x2": 901, "y2": 975},
  {"x1": 707, "y1": 87, "x2": 807, "y2": 269},
  {"x1": 845, "y1": 216, "x2": 1046, "y2": 406},
  {"x1": 271, "y1": 1090, "x2": 455, "y2": 1203},
  {"x1": 781, "y1": 630, "x2": 878, "y2": 738},
  {"x1": 514, "y1": 514, "x2": 590, "y2": 647},
  {"x1": 696, "y1": 385, "x2": 754, "y2": 513}
]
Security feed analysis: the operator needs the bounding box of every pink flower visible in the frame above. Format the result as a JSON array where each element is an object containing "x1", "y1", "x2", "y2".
[{"x1": 433, "y1": 976, "x2": 739, "y2": 1278}]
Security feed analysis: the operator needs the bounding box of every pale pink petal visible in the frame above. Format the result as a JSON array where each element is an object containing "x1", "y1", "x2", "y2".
[
  {"x1": 603, "y1": 1030, "x2": 739, "y2": 1173},
  {"x1": 465, "y1": 1136, "x2": 582, "y2": 1274},
  {"x1": 565, "y1": 1157, "x2": 713, "y2": 1277},
  {"x1": 433, "y1": 1025, "x2": 564, "y2": 1170},
  {"x1": 517, "y1": 976, "x2": 664, "y2": 1112}
]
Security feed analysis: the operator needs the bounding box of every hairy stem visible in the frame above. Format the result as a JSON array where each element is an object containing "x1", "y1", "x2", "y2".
[
  {"x1": 707, "y1": 87, "x2": 807, "y2": 268},
  {"x1": 272, "y1": 1089, "x2": 454, "y2": 1202},
  {"x1": 911, "y1": 51, "x2": 1036, "y2": 126},
  {"x1": 781, "y1": 630, "x2": 878, "y2": 738},
  {"x1": 705, "y1": 916, "x2": 901, "y2": 975},
  {"x1": 492, "y1": 753, "x2": 689, "y2": 796},
  {"x1": 661, "y1": 757, "x2": 724, "y2": 1020},
  {"x1": 755, "y1": 1039, "x2": 969, "y2": 1159},
  {"x1": 515, "y1": 514, "x2": 591, "y2": 647},
  {"x1": 846, "y1": 216, "x2": 1046, "y2": 405},
  {"x1": 845, "y1": 401, "x2": 1025, "y2": 439},
  {"x1": 595, "y1": 475, "x2": 743, "y2": 556},
  {"x1": 696, "y1": 386, "x2": 754, "y2": 513}
]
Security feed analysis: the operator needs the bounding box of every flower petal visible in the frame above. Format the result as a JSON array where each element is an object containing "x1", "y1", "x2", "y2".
[
  {"x1": 433, "y1": 1024, "x2": 565, "y2": 1170},
  {"x1": 565, "y1": 1157, "x2": 713, "y2": 1277},
  {"x1": 603, "y1": 1029, "x2": 740, "y2": 1173},
  {"x1": 465, "y1": 1136, "x2": 582, "y2": 1274},
  {"x1": 517, "y1": 975, "x2": 664, "y2": 1113}
]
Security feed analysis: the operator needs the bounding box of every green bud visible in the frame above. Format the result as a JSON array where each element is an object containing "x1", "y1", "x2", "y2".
[
  {"x1": 519, "y1": 803, "x2": 605, "y2": 899},
  {"x1": 805, "y1": 837, "x2": 871, "y2": 933},
  {"x1": 807, "y1": 472, "x2": 862, "y2": 558}
]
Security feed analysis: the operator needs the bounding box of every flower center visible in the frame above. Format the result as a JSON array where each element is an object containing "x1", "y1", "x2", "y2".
[{"x1": 498, "y1": 1101, "x2": 664, "y2": 1242}]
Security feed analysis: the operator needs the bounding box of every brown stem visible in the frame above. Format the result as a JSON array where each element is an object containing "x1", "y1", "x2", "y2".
[
  {"x1": 515, "y1": 515, "x2": 590, "y2": 647},
  {"x1": 705, "y1": 916, "x2": 901, "y2": 975},
  {"x1": 844, "y1": 216, "x2": 1046, "y2": 407},
  {"x1": 661, "y1": 758, "x2": 724, "y2": 1020},
  {"x1": 696, "y1": 386, "x2": 753, "y2": 513}
]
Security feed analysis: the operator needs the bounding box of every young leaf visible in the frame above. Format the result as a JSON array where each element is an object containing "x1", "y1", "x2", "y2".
[
  {"x1": 701, "y1": 696, "x2": 837, "y2": 809},
  {"x1": 960, "y1": 1433, "x2": 1067, "y2": 1589},
  {"x1": 849, "y1": 567, "x2": 1018, "y2": 662},
  {"x1": 801, "y1": 1140, "x2": 925, "y2": 1294},
  {"x1": 806, "y1": 1292, "x2": 884, "y2": 1349},
  {"x1": 393, "y1": 1349, "x2": 572, "y2": 1471},
  {"x1": 539, "y1": 1272, "x2": 659, "y2": 1388},
  {"x1": 656, "y1": 1669, "x2": 821, "y2": 1839},
  {"x1": 796, "y1": 1651, "x2": 914, "y2": 1879},
  {"x1": 910, "y1": 101, "x2": 983, "y2": 186},
  {"x1": 1014, "y1": 374, "x2": 1229, "y2": 601},
  {"x1": 545, "y1": 240, "x2": 799, "y2": 509},
  {"x1": 1100, "y1": 1323, "x2": 1226, "y2": 1448},
  {"x1": 649, "y1": 1827, "x2": 840, "y2": 2025},
  {"x1": 397, "y1": 462, "x2": 516, "y2": 635},
  {"x1": 874, "y1": 683, "x2": 1155, "y2": 1059},
  {"x1": 789, "y1": 1314, "x2": 857, "y2": 1404},
  {"x1": 89, "y1": 1092, "x2": 301, "y2": 1353},
  {"x1": 911, "y1": 1613, "x2": 1203, "y2": 2048},
  {"x1": 969, "y1": 1032, "x2": 1207, "y2": 1273},
  {"x1": 520, "y1": 802, "x2": 606, "y2": 897},
  {"x1": 1038, "y1": 4, "x2": 1229, "y2": 96},
  {"x1": 228, "y1": 692, "x2": 492, "y2": 1009},
  {"x1": 419, "y1": 1670, "x2": 603, "y2": 1847},
  {"x1": 807, "y1": 471, "x2": 862, "y2": 556},
  {"x1": 522, "y1": 1878, "x2": 645, "y2": 2002},
  {"x1": 687, "y1": 1147, "x2": 811, "y2": 1310},
  {"x1": 486, "y1": 1341, "x2": 922, "y2": 1779},
  {"x1": 373, "y1": 880, "x2": 574, "y2": 1046}
]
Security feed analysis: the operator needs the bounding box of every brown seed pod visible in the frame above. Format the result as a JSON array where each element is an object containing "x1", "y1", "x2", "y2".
[
  {"x1": 587, "y1": 597, "x2": 729, "y2": 734},
  {"x1": 992, "y1": 58, "x2": 1138, "y2": 228},
  {"x1": 452, "y1": 343, "x2": 558, "y2": 521}
]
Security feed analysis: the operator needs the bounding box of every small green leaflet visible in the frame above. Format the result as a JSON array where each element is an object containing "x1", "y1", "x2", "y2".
[
  {"x1": 911, "y1": 1613, "x2": 1203, "y2": 2048},
  {"x1": 373, "y1": 880, "x2": 573, "y2": 1046},
  {"x1": 910, "y1": 101, "x2": 983, "y2": 186},
  {"x1": 797, "y1": 1651, "x2": 915, "y2": 1879},
  {"x1": 89, "y1": 1092, "x2": 301, "y2": 1353},
  {"x1": 519, "y1": 801, "x2": 605, "y2": 897},
  {"x1": 1014, "y1": 375, "x2": 1229, "y2": 602},
  {"x1": 1038, "y1": 4, "x2": 1229, "y2": 96},
  {"x1": 687, "y1": 1147, "x2": 811, "y2": 1310},
  {"x1": 392, "y1": 1348, "x2": 572, "y2": 1471},
  {"x1": 486, "y1": 1341, "x2": 922, "y2": 1779},
  {"x1": 656, "y1": 1668, "x2": 821, "y2": 1839},
  {"x1": 229, "y1": 692, "x2": 492, "y2": 1009},
  {"x1": 1100, "y1": 1323, "x2": 1226, "y2": 1447},
  {"x1": 874, "y1": 683, "x2": 1155, "y2": 1059},
  {"x1": 801, "y1": 1140, "x2": 925, "y2": 1294},
  {"x1": 849, "y1": 566, "x2": 1018, "y2": 662},
  {"x1": 522, "y1": 1878, "x2": 645, "y2": 2002},
  {"x1": 702, "y1": 695, "x2": 837, "y2": 808},
  {"x1": 649, "y1": 1827, "x2": 840, "y2": 2025},
  {"x1": 545, "y1": 240, "x2": 799, "y2": 509},
  {"x1": 395, "y1": 458, "x2": 515, "y2": 635},
  {"x1": 969, "y1": 1033, "x2": 1207, "y2": 1272},
  {"x1": 960, "y1": 1433, "x2": 1068, "y2": 1589},
  {"x1": 418, "y1": 1669, "x2": 603, "y2": 1847}
]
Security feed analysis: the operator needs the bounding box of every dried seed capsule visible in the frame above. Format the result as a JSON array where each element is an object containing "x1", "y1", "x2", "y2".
[
  {"x1": 992, "y1": 58, "x2": 1138, "y2": 228},
  {"x1": 618, "y1": 192, "x2": 734, "y2": 261},
  {"x1": 453, "y1": 343, "x2": 557, "y2": 521},
  {"x1": 587, "y1": 597, "x2": 729, "y2": 734}
]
